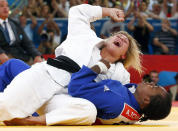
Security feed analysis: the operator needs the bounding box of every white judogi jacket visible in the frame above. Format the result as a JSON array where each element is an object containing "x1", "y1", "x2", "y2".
[{"x1": 46, "y1": 4, "x2": 130, "y2": 87}]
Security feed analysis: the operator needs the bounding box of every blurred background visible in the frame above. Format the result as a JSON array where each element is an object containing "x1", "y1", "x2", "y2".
[{"x1": 4, "y1": 0, "x2": 178, "y2": 101}]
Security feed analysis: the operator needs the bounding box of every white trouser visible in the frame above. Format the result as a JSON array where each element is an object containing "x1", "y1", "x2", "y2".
[
  {"x1": 0, "y1": 62, "x2": 62, "y2": 121},
  {"x1": 38, "y1": 94, "x2": 97, "y2": 125}
]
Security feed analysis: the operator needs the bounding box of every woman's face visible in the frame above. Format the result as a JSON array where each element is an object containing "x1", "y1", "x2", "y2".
[{"x1": 101, "y1": 34, "x2": 129, "y2": 63}]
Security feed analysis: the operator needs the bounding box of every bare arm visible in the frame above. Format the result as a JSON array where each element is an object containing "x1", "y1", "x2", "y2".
[
  {"x1": 162, "y1": 23, "x2": 178, "y2": 36},
  {"x1": 38, "y1": 20, "x2": 47, "y2": 34},
  {"x1": 168, "y1": 27, "x2": 178, "y2": 36},
  {"x1": 27, "y1": 11, "x2": 37, "y2": 29},
  {"x1": 142, "y1": 17, "x2": 154, "y2": 32},
  {"x1": 4, "y1": 115, "x2": 46, "y2": 126},
  {"x1": 127, "y1": 17, "x2": 135, "y2": 31},
  {"x1": 153, "y1": 37, "x2": 169, "y2": 53}
]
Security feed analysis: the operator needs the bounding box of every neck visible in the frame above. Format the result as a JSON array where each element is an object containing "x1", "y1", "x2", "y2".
[{"x1": 133, "y1": 91, "x2": 144, "y2": 109}]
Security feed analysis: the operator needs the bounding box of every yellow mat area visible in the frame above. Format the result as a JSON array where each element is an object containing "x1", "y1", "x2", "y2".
[{"x1": 0, "y1": 107, "x2": 178, "y2": 131}]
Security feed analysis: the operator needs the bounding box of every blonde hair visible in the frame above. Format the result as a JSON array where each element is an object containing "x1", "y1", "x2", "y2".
[{"x1": 112, "y1": 31, "x2": 143, "y2": 74}]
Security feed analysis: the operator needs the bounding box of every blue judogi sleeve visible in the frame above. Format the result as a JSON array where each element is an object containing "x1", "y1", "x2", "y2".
[{"x1": 0, "y1": 59, "x2": 30, "y2": 92}]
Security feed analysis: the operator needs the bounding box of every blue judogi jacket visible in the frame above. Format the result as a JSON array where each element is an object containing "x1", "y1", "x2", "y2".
[{"x1": 68, "y1": 65, "x2": 141, "y2": 124}]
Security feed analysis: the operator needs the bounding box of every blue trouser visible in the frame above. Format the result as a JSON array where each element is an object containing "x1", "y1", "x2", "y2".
[{"x1": 0, "y1": 59, "x2": 30, "y2": 92}]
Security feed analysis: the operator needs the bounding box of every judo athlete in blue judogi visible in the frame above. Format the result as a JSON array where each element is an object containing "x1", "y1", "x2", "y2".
[
  {"x1": 0, "y1": 59, "x2": 30, "y2": 92},
  {"x1": 68, "y1": 60, "x2": 172, "y2": 124}
]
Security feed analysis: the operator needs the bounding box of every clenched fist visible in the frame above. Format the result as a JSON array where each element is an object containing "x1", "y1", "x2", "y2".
[{"x1": 102, "y1": 7, "x2": 125, "y2": 22}]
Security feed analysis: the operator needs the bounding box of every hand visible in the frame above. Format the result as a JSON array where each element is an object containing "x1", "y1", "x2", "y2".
[
  {"x1": 162, "y1": 23, "x2": 170, "y2": 30},
  {"x1": 100, "y1": 58, "x2": 111, "y2": 69},
  {"x1": 109, "y1": 8, "x2": 125, "y2": 22},
  {"x1": 161, "y1": 44, "x2": 169, "y2": 54},
  {"x1": 0, "y1": 53, "x2": 9, "y2": 64},
  {"x1": 33, "y1": 56, "x2": 43, "y2": 64}
]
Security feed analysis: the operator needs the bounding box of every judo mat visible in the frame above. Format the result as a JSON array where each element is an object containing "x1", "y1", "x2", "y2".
[{"x1": 0, "y1": 103, "x2": 178, "y2": 131}]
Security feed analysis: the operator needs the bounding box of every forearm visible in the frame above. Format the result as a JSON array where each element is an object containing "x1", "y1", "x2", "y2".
[
  {"x1": 30, "y1": 15, "x2": 37, "y2": 29},
  {"x1": 153, "y1": 39, "x2": 164, "y2": 47},
  {"x1": 148, "y1": 13, "x2": 162, "y2": 20},
  {"x1": 38, "y1": 22, "x2": 46, "y2": 34},
  {"x1": 102, "y1": 7, "x2": 111, "y2": 18},
  {"x1": 144, "y1": 20, "x2": 154, "y2": 31},
  {"x1": 168, "y1": 27, "x2": 178, "y2": 36},
  {"x1": 91, "y1": 59, "x2": 110, "y2": 74},
  {"x1": 4, "y1": 115, "x2": 46, "y2": 126},
  {"x1": 127, "y1": 18, "x2": 135, "y2": 31}
]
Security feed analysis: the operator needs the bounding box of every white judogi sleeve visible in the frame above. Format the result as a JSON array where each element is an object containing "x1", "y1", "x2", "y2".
[{"x1": 55, "y1": 4, "x2": 103, "y2": 67}]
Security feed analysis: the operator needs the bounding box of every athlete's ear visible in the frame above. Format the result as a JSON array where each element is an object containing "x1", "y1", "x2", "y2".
[{"x1": 143, "y1": 96, "x2": 150, "y2": 106}]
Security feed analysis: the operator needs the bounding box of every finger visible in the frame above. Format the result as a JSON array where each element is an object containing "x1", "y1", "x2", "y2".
[
  {"x1": 117, "y1": 10, "x2": 125, "y2": 18},
  {"x1": 115, "y1": 17, "x2": 124, "y2": 22}
]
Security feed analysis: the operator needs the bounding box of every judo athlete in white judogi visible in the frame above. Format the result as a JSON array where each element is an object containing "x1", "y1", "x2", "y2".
[{"x1": 0, "y1": 4, "x2": 142, "y2": 125}]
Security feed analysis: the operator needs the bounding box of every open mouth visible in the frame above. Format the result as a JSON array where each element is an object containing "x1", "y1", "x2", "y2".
[{"x1": 114, "y1": 41, "x2": 121, "y2": 47}]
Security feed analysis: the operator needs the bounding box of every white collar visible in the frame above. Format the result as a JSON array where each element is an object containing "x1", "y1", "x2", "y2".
[{"x1": 0, "y1": 18, "x2": 8, "y2": 25}]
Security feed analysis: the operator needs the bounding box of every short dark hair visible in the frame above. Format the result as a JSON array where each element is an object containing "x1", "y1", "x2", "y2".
[
  {"x1": 142, "y1": 74, "x2": 152, "y2": 83},
  {"x1": 149, "y1": 70, "x2": 158, "y2": 74},
  {"x1": 140, "y1": 92, "x2": 172, "y2": 121}
]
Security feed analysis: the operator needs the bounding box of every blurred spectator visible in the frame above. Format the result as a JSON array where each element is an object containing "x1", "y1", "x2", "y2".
[
  {"x1": 127, "y1": 11, "x2": 154, "y2": 54},
  {"x1": 148, "y1": 0, "x2": 160, "y2": 11},
  {"x1": 153, "y1": 19, "x2": 178, "y2": 54},
  {"x1": 22, "y1": 0, "x2": 41, "y2": 18},
  {"x1": 40, "y1": 4, "x2": 51, "y2": 18},
  {"x1": 70, "y1": 0, "x2": 83, "y2": 7},
  {"x1": 0, "y1": 0, "x2": 42, "y2": 65},
  {"x1": 100, "y1": 18, "x2": 125, "y2": 39},
  {"x1": 88, "y1": 0, "x2": 101, "y2": 5},
  {"x1": 171, "y1": 0, "x2": 178, "y2": 18},
  {"x1": 158, "y1": 71, "x2": 178, "y2": 101},
  {"x1": 51, "y1": 0, "x2": 68, "y2": 18},
  {"x1": 142, "y1": 74, "x2": 152, "y2": 83},
  {"x1": 19, "y1": 12, "x2": 37, "y2": 41},
  {"x1": 148, "y1": 2, "x2": 167, "y2": 19},
  {"x1": 162, "y1": 0, "x2": 177, "y2": 18},
  {"x1": 58, "y1": 0, "x2": 70, "y2": 14},
  {"x1": 38, "y1": 29, "x2": 56, "y2": 54},
  {"x1": 149, "y1": 70, "x2": 159, "y2": 85},
  {"x1": 112, "y1": 0, "x2": 134, "y2": 18},
  {"x1": 138, "y1": 0, "x2": 150, "y2": 18},
  {"x1": 38, "y1": 14, "x2": 61, "y2": 54}
]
